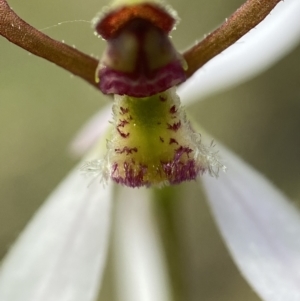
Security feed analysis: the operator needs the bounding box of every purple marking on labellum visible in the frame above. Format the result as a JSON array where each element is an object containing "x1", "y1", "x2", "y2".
[
  {"x1": 161, "y1": 145, "x2": 205, "y2": 184},
  {"x1": 169, "y1": 138, "x2": 178, "y2": 145},
  {"x1": 174, "y1": 146, "x2": 193, "y2": 160},
  {"x1": 111, "y1": 161, "x2": 149, "y2": 187},
  {"x1": 115, "y1": 146, "x2": 138, "y2": 155},
  {"x1": 161, "y1": 160, "x2": 199, "y2": 184},
  {"x1": 98, "y1": 62, "x2": 185, "y2": 97},
  {"x1": 118, "y1": 119, "x2": 130, "y2": 128},
  {"x1": 167, "y1": 121, "x2": 181, "y2": 132},
  {"x1": 116, "y1": 118, "x2": 130, "y2": 138},
  {"x1": 117, "y1": 127, "x2": 130, "y2": 138},
  {"x1": 160, "y1": 136, "x2": 165, "y2": 143}
]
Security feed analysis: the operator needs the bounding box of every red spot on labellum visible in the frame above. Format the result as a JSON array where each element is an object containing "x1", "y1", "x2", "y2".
[
  {"x1": 169, "y1": 105, "x2": 177, "y2": 114},
  {"x1": 115, "y1": 146, "x2": 138, "y2": 155},
  {"x1": 117, "y1": 127, "x2": 130, "y2": 138},
  {"x1": 167, "y1": 121, "x2": 181, "y2": 132},
  {"x1": 175, "y1": 146, "x2": 193, "y2": 160},
  {"x1": 118, "y1": 119, "x2": 129, "y2": 128},
  {"x1": 120, "y1": 107, "x2": 129, "y2": 115},
  {"x1": 169, "y1": 138, "x2": 178, "y2": 145}
]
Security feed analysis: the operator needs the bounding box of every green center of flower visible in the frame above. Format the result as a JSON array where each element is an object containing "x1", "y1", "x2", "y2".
[{"x1": 82, "y1": 88, "x2": 225, "y2": 188}]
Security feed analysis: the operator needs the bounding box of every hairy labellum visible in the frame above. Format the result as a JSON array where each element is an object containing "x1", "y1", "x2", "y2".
[
  {"x1": 93, "y1": 3, "x2": 186, "y2": 97},
  {"x1": 82, "y1": 88, "x2": 225, "y2": 188}
]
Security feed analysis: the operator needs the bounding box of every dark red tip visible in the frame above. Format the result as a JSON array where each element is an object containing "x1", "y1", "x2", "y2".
[{"x1": 95, "y1": 3, "x2": 176, "y2": 39}]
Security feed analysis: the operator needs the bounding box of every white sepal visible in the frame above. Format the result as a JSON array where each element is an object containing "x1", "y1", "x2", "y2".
[
  {"x1": 114, "y1": 187, "x2": 172, "y2": 301},
  {"x1": 202, "y1": 145, "x2": 300, "y2": 301},
  {"x1": 0, "y1": 167, "x2": 113, "y2": 301}
]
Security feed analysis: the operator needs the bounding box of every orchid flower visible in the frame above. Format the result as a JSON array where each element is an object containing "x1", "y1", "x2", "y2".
[{"x1": 1, "y1": 0, "x2": 300, "y2": 301}]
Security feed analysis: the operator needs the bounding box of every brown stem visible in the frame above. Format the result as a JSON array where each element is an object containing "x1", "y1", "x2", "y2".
[
  {"x1": 183, "y1": 0, "x2": 282, "y2": 78},
  {"x1": 0, "y1": 0, "x2": 99, "y2": 88}
]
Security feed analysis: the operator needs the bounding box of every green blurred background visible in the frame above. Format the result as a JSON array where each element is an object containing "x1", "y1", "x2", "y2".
[{"x1": 1, "y1": 0, "x2": 300, "y2": 300}]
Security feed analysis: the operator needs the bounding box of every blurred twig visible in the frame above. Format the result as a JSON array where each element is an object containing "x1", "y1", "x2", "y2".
[
  {"x1": 0, "y1": 0, "x2": 98, "y2": 88},
  {"x1": 183, "y1": 0, "x2": 282, "y2": 77}
]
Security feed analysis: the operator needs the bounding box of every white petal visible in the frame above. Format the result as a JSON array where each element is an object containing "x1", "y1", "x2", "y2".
[
  {"x1": 201, "y1": 145, "x2": 300, "y2": 301},
  {"x1": 69, "y1": 104, "x2": 112, "y2": 157},
  {"x1": 0, "y1": 166, "x2": 113, "y2": 301},
  {"x1": 114, "y1": 187, "x2": 172, "y2": 301},
  {"x1": 179, "y1": 0, "x2": 300, "y2": 105}
]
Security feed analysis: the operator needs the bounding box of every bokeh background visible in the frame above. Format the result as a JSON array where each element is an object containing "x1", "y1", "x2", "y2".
[{"x1": 1, "y1": 0, "x2": 300, "y2": 300}]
